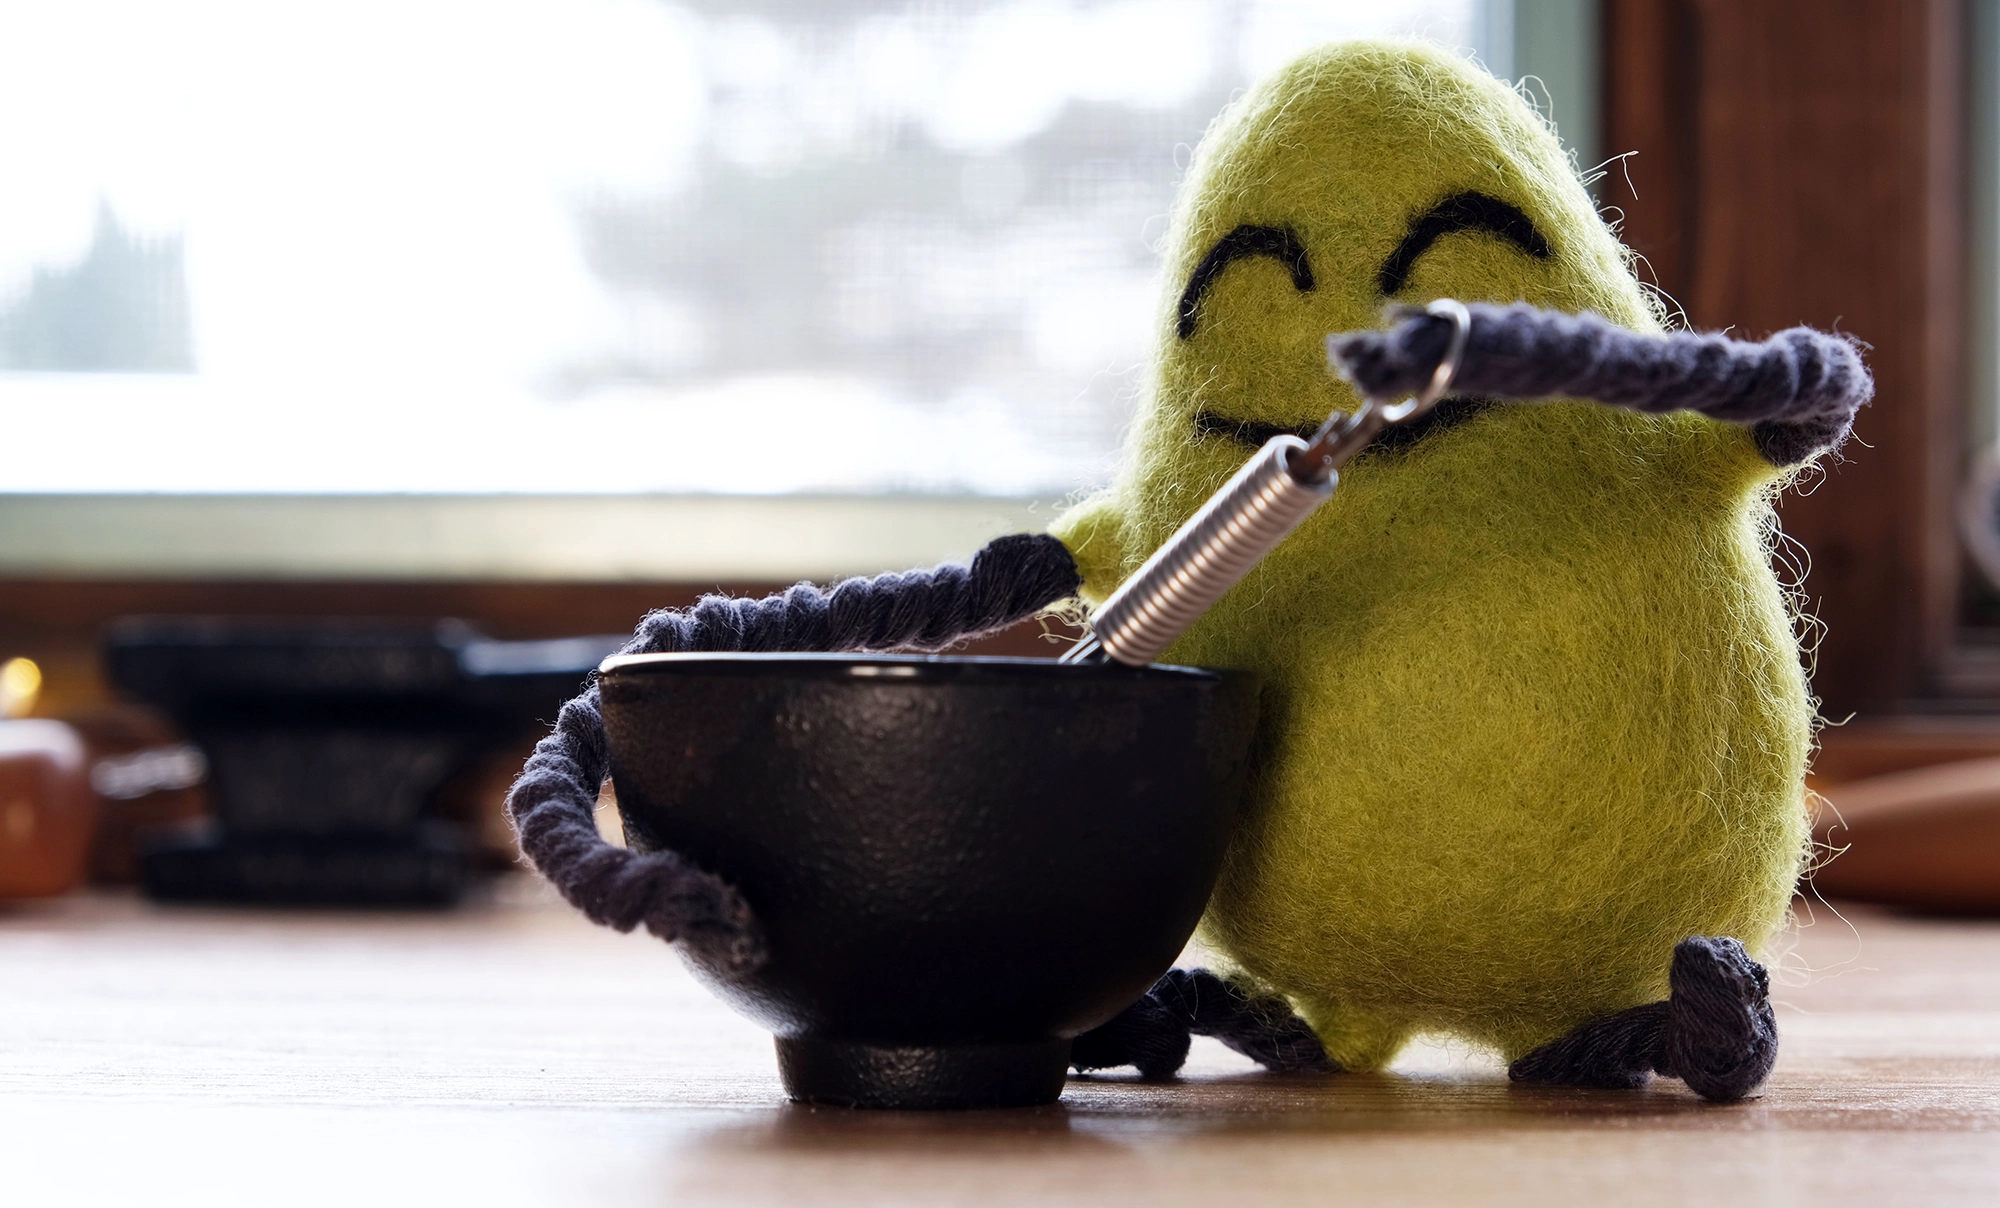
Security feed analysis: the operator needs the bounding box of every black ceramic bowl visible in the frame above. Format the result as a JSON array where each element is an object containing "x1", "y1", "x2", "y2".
[{"x1": 598, "y1": 653, "x2": 1259, "y2": 1109}]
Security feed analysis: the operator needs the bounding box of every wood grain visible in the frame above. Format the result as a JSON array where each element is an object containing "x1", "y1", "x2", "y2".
[
  {"x1": 1, "y1": 883, "x2": 1995, "y2": 1206},
  {"x1": 1811, "y1": 758, "x2": 2000, "y2": 912},
  {"x1": 1811, "y1": 714, "x2": 2000, "y2": 783},
  {"x1": 1602, "y1": 0, "x2": 1968, "y2": 714}
]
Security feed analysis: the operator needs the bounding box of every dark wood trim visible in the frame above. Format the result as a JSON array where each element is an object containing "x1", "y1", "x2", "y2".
[
  {"x1": 1602, "y1": 0, "x2": 1701, "y2": 307},
  {"x1": 1603, "y1": 0, "x2": 1969, "y2": 717},
  {"x1": 1811, "y1": 712, "x2": 2000, "y2": 783},
  {"x1": 0, "y1": 578, "x2": 1081, "y2": 717},
  {"x1": 0, "y1": 579, "x2": 796, "y2": 644}
]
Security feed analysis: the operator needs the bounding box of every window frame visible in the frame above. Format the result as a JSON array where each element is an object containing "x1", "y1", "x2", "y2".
[{"x1": 1603, "y1": 0, "x2": 1975, "y2": 719}]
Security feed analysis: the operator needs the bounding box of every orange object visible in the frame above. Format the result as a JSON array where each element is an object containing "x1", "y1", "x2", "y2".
[
  {"x1": 0, "y1": 720, "x2": 97, "y2": 898},
  {"x1": 1812, "y1": 758, "x2": 2000, "y2": 915},
  {"x1": 64, "y1": 706, "x2": 210, "y2": 885}
]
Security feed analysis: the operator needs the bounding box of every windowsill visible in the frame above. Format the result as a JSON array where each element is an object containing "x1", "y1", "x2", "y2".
[{"x1": 0, "y1": 493, "x2": 1060, "y2": 582}]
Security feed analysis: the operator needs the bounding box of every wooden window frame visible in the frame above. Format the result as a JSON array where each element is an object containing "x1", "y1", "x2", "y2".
[
  {"x1": 9, "y1": 4, "x2": 1997, "y2": 775},
  {"x1": 1604, "y1": 0, "x2": 1977, "y2": 723}
]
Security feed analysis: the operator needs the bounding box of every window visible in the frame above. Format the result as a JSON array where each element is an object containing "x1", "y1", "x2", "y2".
[{"x1": 0, "y1": 0, "x2": 1598, "y2": 577}]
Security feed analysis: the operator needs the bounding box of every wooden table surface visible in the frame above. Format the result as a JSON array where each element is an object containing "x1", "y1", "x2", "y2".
[{"x1": 4, "y1": 882, "x2": 1997, "y2": 1207}]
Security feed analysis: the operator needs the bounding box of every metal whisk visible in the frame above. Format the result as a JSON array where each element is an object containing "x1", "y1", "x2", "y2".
[{"x1": 1060, "y1": 298, "x2": 1471, "y2": 668}]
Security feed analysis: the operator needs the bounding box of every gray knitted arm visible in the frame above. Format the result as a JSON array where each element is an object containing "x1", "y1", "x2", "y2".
[
  {"x1": 1326, "y1": 301, "x2": 1873, "y2": 466},
  {"x1": 505, "y1": 534, "x2": 1083, "y2": 970}
]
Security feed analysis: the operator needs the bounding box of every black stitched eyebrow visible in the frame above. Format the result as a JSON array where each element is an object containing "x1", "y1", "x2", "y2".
[
  {"x1": 1193, "y1": 397, "x2": 1494, "y2": 455},
  {"x1": 1176, "y1": 224, "x2": 1314, "y2": 339},
  {"x1": 1378, "y1": 192, "x2": 1552, "y2": 296},
  {"x1": 1192, "y1": 410, "x2": 1319, "y2": 447}
]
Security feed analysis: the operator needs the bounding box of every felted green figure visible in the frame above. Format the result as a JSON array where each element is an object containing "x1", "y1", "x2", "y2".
[{"x1": 1053, "y1": 41, "x2": 1821, "y2": 1091}]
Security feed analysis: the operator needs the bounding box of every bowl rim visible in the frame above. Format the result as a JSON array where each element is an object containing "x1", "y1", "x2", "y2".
[{"x1": 597, "y1": 651, "x2": 1223, "y2": 684}]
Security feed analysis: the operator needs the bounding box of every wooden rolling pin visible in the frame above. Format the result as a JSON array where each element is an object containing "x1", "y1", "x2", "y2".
[{"x1": 1811, "y1": 758, "x2": 2000, "y2": 914}]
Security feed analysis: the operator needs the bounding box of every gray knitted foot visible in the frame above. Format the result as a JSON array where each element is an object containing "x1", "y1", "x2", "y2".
[
  {"x1": 1070, "y1": 992, "x2": 1190, "y2": 1079},
  {"x1": 1508, "y1": 1000, "x2": 1668, "y2": 1090},
  {"x1": 1656, "y1": 935, "x2": 1779, "y2": 1102},
  {"x1": 1509, "y1": 936, "x2": 1777, "y2": 1102},
  {"x1": 1157, "y1": 968, "x2": 1338, "y2": 1073},
  {"x1": 1071, "y1": 968, "x2": 1338, "y2": 1079}
]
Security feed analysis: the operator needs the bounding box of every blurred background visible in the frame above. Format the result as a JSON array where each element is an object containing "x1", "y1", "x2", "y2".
[
  {"x1": 0, "y1": 0, "x2": 1583, "y2": 498},
  {"x1": 1, "y1": 0, "x2": 1995, "y2": 912}
]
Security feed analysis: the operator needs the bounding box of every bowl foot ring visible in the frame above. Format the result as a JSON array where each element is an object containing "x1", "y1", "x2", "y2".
[{"x1": 775, "y1": 1037, "x2": 1070, "y2": 1109}]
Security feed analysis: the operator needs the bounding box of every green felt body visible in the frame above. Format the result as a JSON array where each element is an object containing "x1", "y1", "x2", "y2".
[{"x1": 1051, "y1": 41, "x2": 1812, "y2": 1068}]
